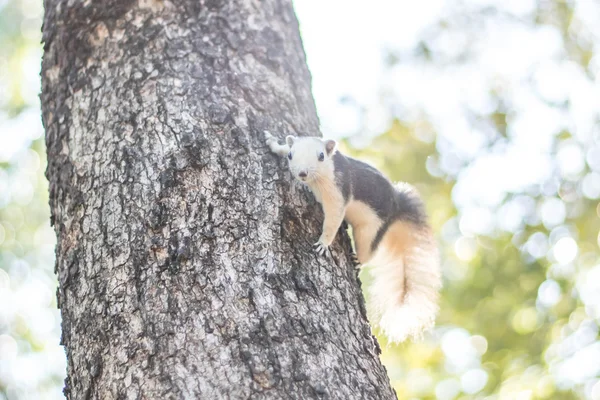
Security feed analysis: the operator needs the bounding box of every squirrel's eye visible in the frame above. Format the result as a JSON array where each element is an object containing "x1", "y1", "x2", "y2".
[
  {"x1": 318, "y1": 152, "x2": 325, "y2": 162},
  {"x1": 288, "y1": 152, "x2": 293, "y2": 160}
]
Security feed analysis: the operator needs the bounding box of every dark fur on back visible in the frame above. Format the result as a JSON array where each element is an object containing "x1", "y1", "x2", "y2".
[{"x1": 333, "y1": 152, "x2": 428, "y2": 251}]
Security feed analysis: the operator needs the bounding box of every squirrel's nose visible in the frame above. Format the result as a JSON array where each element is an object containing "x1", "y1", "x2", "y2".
[{"x1": 298, "y1": 171, "x2": 307, "y2": 178}]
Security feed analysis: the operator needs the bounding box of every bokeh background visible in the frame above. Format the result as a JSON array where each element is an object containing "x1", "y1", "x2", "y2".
[{"x1": 1, "y1": 0, "x2": 600, "y2": 398}]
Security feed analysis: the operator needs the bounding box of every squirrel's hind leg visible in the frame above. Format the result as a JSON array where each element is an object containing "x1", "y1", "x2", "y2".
[{"x1": 352, "y1": 224, "x2": 379, "y2": 265}]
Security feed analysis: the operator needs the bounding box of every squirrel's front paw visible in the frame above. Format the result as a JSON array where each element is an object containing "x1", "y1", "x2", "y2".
[
  {"x1": 264, "y1": 130, "x2": 276, "y2": 144},
  {"x1": 313, "y1": 241, "x2": 329, "y2": 256},
  {"x1": 264, "y1": 131, "x2": 280, "y2": 152}
]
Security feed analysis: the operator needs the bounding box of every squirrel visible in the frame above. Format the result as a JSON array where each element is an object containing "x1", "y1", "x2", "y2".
[{"x1": 264, "y1": 131, "x2": 441, "y2": 343}]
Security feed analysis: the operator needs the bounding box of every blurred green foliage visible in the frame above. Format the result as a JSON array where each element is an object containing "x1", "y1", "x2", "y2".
[
  {"x1": 348, "y1": 119, "x2": 596, "y2": 399},
  {"x1": 1, "y1": 0, "x2": 599, "y2": 399},
  {"x1": 0, "y1": 0, "x2": 64, "y2": 399},
  {"x1": 344, "y1": 2, "x2": 600, "y2": 398}
]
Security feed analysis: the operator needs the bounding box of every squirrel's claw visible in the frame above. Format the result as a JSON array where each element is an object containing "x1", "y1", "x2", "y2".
[
  {"x1": 313, "y1": 242, "x2": 328, "y2": 256},
  {"x1": 264, "y1": 130, "x2": 275, "y2": 143},
  {"x1": 264, "y1": 131, "x2": 281, "y2": 153},
  {"x1": 351, "y1": 253, "x2": 362, "y2": 269}
]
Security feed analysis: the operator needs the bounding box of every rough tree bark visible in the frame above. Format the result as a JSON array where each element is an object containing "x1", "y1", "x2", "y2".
[{"x1": 42, "y1": 0, "x2": 396, "y2": 398}]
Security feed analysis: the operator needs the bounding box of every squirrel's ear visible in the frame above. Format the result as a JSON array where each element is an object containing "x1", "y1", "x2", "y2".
[
  {"x1": 285, "y1": 135, "x2": 295, "y2": 147},
  {"x1": 325, "y1": 139, "x2": 337, "y2": 156}
]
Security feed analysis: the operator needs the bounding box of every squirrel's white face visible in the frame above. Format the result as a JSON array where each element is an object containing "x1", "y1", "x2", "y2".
[{"x1": 285, "y1": 136, "x2": 337, "y2": 184}]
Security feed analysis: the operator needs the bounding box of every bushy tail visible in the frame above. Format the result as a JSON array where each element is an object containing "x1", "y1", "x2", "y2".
[{"x1": 368, "y1": 221, "x2": 441, "y2": 343}]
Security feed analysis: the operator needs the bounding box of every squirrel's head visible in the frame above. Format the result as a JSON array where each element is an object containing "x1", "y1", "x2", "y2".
[{"x1": 285, "y1": 136, "x2": 338, "y2": 184}]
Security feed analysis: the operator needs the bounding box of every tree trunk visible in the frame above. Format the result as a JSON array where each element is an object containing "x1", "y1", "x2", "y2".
[{"x1": 42, "y1": 0, "x2": 396, "y2": 398}]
